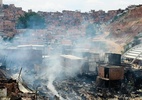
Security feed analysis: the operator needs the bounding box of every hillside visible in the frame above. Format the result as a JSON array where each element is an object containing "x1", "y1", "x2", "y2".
[
  {"x1": 90, "y1": 5, "x2": 142, "y2": 53},
  {"x1": 106, "y1": 5, "x2": 142, "y2": 46},
  {"x1": 1, "y1": 4, "x2": 142, "y2": 53}
]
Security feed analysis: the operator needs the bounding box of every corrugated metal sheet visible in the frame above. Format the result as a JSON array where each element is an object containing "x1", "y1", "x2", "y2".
[{"x1": 122, "y1": 44, "x2": 142, "y2": 61}]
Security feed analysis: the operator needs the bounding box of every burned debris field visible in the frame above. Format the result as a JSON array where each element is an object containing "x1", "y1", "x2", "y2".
[
  {"x1": 1, "y1": 1, "x2": 142, "y2": 100},
  {"x1": 0, "y1": 47, "x2": 142, "y2": 100}
]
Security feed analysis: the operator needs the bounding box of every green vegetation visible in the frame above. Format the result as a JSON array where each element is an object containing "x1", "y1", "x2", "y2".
[
  {"x1": 3, "y1": 5, "x2": 9, "y2": 9},
  {"x1": 111, "y1": 10, "x2": 126, "y2": 23},
  {"x1": 16, "y1": 12, "x2": 46, "y2": 29}
]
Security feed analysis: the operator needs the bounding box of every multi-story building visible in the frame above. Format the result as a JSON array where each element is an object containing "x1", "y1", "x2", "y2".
[{"x1": 2, "y1": 4, "x2": 25, "y2": 37}]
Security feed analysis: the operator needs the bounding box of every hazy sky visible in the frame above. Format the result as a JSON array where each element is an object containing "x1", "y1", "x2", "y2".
[{"x1": 3, "y1": 0, "x2": 142, "y2": 12}]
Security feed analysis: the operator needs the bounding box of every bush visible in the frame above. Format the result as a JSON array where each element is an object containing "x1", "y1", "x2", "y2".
[{"x1": 16, "y1": 12, "x2": 46, "y2": 29}]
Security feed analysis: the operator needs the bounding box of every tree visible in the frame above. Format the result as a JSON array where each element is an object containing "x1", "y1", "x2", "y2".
[{"x1": 16, "y1": 12, "x2": 46, "y2": 29}]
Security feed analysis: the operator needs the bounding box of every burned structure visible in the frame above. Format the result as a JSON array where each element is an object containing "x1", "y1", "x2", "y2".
[
  {"x1": 98, "y1": 65, "x2": 124, "y2": 80},
  {"x1": 96, "y1": 53, "x2": 124, "y2": 89},
  {"x1": 122, "y1": 44, "x2": 142, "y2": 88},
  {"x1": 72, "y1": 49, "x2": 100, "y2": 74},
  {"x1": 0, "y1": 48, "x2": 42, "y2": 70},
  {"x1": 60, "y1": 55, "x2": 84, "y2": 76},
  {"x1": 0, "y1": 41, "x2": 142, "y2": 99}
]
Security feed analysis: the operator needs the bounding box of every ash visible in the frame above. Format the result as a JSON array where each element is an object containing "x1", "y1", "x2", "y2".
[
  {"x1": 53, "y1": 74, "x2": 96, "y2": 100},
  {"x1": 34, "y1": 73, "x2": 142, "y2": 100}
]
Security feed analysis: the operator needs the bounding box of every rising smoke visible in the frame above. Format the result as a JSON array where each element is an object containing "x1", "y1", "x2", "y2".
[{"x1": 0, "y1": 12, "x2": 116, "y2": 99}]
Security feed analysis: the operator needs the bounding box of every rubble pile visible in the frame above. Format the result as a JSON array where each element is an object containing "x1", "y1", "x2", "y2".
[
  {"x1": 1, "y1": 68, "x2": 142, "y2": 100},
  {"x1": 51, "y1": 73, "x2": 142, "y2": 100},
  {"x1": 54, "y1": 75, "x2": 96, "y2": 100},
  {"x1": 0, "y1": 69, "x2": 47, "y2": 100},
  {"x1": 0, "y1": 49, "x2": 142, "y2": 100}
]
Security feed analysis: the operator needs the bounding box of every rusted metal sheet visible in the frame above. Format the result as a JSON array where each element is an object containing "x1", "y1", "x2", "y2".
[
  {"x1": 109, "y1": 67, "x2": 124, "y2": 80},
  {"x1": 98, "y1": 66, "x2": 124, "y2": 80},
  {"x1": 98, "y1": 67, "x2": 104, "y2": 78}
]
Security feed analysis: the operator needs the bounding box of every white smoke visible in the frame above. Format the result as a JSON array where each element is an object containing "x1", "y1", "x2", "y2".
[
  {"x1": 47, "y1": 75, "x2": 59, "y2": 96},
  {"x1": 0, "y1": 15, "x2": 112, "y2": 99}
]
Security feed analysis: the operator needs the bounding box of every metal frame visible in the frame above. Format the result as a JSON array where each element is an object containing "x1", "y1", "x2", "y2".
[{"x1": 122, "y1": 44, "x2": 142, "y2": 64}]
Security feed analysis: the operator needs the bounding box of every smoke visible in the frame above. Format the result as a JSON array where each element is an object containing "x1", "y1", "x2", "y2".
[
  {"x1": 42, "y1": 56, "x2": 63, "y2": 96},
  {"x1": 0, "y1": 26, "x2": 105, "y2": 98},
  {"x1": 47, "y1": 75, "x2": 59, "y2": 96},
  {"x1": 0, "y1": 9, "x2": 121, "y2": 99}
]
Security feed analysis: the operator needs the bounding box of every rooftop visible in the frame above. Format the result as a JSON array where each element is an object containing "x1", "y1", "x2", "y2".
[
  {"x1": 122, "y1": 43, "x2": 142, "y2": 61},
  {"x1": 61, "y1": 55, "x2": 83, "y2": 60}
]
